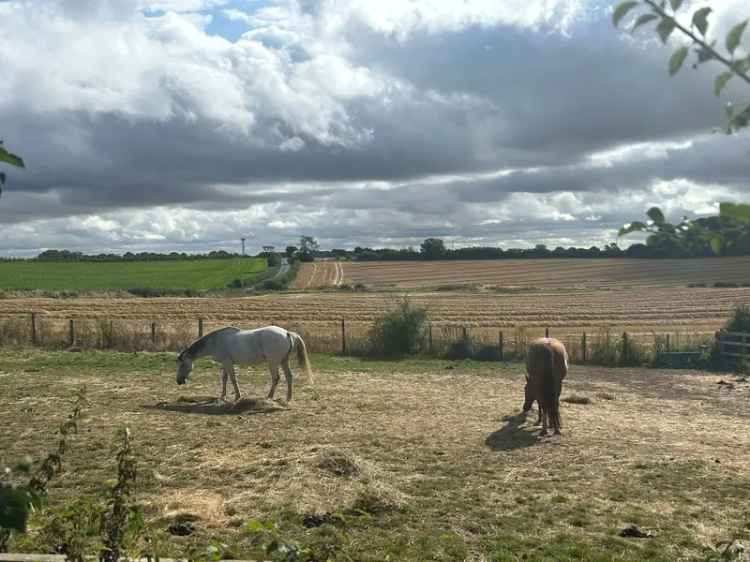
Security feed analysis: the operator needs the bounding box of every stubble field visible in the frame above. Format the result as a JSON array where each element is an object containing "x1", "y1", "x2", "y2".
[
  {"x1": 2, "y1": 286, "x2": 749, "y2": 354},
  {"x1": 1, "y1": 350, "x2": 749, "y2": 561},
  {"x1": 292, "y1": 257, "x2": 750, "y2": 290}
]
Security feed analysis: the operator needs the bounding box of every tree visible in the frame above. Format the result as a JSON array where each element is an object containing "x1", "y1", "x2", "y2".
[
  {"x1": 299, "y1": 236, "x2": 319, "y2": 254},
  {"x1": 619, "y1": 203, "x2": 750, "y2": 256},
  {"x1": 613, "y1": 0, "x2": 750, "y2": 132},
  {"x1": 285, "y1": 246, "x2": 298, "y2": 258},
  {"x1": 420, "y1": 238, "x2": 446, "y2": 260},
  {"x1": 298, "y1": 236, "x2": 319, "y2": 262},
  {"x1": 0, "y1": 140, "x2": 25, "y2": 197}
]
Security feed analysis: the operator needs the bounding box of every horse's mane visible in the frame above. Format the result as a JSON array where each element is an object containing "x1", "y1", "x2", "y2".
[{"x1": 180, "y1": 326, "x2": 240, "y2": 359}]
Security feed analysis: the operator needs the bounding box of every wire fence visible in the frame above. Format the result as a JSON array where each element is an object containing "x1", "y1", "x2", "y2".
[{"x1": 0, "y1": 313, "x2": 718, "y2": 365}]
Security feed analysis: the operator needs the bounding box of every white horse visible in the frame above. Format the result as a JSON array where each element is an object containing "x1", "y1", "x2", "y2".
[{"x1": 176, "y1": 325, "x2": 313, "y2": 402}]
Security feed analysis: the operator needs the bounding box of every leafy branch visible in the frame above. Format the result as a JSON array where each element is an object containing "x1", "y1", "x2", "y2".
[
  {"x1": 0, "y1": 387, "x2": 88, "y2": 551},
  {"x1": 0, "y1": 140, "x2": 25, "y2": 197},
  {"x1": 619, "y1": 203, "x2": 750, "y2": 255},
  {"x1": 614, "y1": 0, "x2": 750, "y2": 132}
]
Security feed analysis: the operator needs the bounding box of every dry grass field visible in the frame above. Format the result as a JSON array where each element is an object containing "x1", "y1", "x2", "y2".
[
  {"x1": 293, "y1": 257, "x2": 750, "y2": 290},
  {"x1": 2, "y1": 287, "x2": 749, "y2": 354},
  {"x1": 2, "y1": 350, "x2": 750, "y2": 561}
]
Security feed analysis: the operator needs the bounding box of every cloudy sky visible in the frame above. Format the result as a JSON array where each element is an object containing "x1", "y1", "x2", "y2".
[{"x1": 0, "y1": 0, "x2": 748, "y2": 256}]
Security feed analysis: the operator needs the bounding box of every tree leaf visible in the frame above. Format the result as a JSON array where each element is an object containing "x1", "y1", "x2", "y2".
[
  {"x1": 613, "y1": 1, "x2": 639, "y2": 27},
  {"x1": 0, "y1": 146, "x2": 24, "y2": 168},
  {"x1": 669, "y1": 0, "x2": 683, "y2": 10},
  {"x1": 691, "y1": 7, "x2": 712, "y2": 36},
  {"x1": 0, "y1": 487, "x2": 31, "y2": 532},
  {"x1": 726, "y1": 19, "x2": 749, "y2": 55},
  {"x1": 669, "y1": 46, "x2": 689, "y2": 76},
  {"x1": 632, "y1": 13, "x2": 658, "y2": 32},
  {"x1": 695, "y1": 41, "x2": 716, "y2": 64},
  {"x1": 647, "y1": 207, "x2": 666, "y2": 225},
  {"x1": 720, "y1": 202, "x2": 750, "y2": 223},
  {"x1": 656, "y1": 17, "x2": 676, "y2": 43},
  {"x1": 618, "y1": 221, "x2": 648, "y2": 236},
  {"x1": 709, "y1": 235, "x2": 723, "y2": 255},
  {"x1": 714, "y1": 71, "x2": 734, "y2": 96}
]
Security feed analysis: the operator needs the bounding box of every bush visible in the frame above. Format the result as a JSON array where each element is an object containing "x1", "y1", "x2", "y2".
[
  {"x1": 369, "y1": 298, "x2": 428, "y2": 357},
  {"x1": 726, "y1": 305, "x2": 750, "y2": 333},
  {"x1": 445, "y1": 338, "x2": 473, "y2": 360},
  {"x1": 472, "y1": 344, "x2": 503, "y2": 362}
]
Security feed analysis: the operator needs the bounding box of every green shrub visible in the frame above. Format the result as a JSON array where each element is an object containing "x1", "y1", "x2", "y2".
[
  {"x1": 472, "y1": 344, "x2": 503, "y2": 362},
  {"x1": 445, "y1": 338, "x2": 473, "y2": 360},
  {"x1": 369, "y1": 298, "x2": 428, "y2": 357},
  {"x1": 726, "y1": 304, "x2": 750, "y2": 333}
]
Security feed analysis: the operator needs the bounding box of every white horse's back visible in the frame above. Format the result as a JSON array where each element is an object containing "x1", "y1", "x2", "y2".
[{"x1": 230, "y1": 325, "x2": 292, "y2": 365}]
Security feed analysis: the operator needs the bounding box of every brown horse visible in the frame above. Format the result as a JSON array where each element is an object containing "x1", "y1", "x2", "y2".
[{"x1": 522, "y1": 338, "x2": 568, "y2": 435}]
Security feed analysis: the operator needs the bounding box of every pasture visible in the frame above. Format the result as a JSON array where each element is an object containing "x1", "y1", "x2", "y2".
[
  {"x1": 0, "y1": 258, "x2": 267, "y2": 292},
  {"x1": 292, "y1": 257, "x2": 750, "y2": 290},
  {"x1": 1, "y1": 349, "x2": 749, "y2": 561}
]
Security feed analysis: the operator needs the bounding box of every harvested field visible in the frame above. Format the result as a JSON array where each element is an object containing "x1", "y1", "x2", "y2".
[
  {"x1": 2, "y1": 287, "x2": 749, "y2": 353},
  {"x1": 2, "y1": 350, "x2": 750, "y2": 560},
  {"x1": 294, "y1": 257, "x2": 750, "y2": 289},
  {"x1": 291, "y1": 259, "x2": 343, "y2": 289}
]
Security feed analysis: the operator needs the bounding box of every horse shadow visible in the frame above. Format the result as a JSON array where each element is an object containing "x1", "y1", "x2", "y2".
[
  {"x1": 143, "y1": 395, "x2": 287, "y2": 416},
  {"x1": 485, "y1": 411, "x2": 541, "y2": 452}
]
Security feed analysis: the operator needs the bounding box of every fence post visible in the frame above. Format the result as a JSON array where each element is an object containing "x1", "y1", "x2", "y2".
[
  {"x1": 545, "y1": 327, "x2": 550, "y2": 338},
  {"x1": 151, "y1": 322, "x2": 157, "y2": 346},
  {"x1": 69, "y1": 319, "x2": 75, "y2": 347},
  {"x1": 30, "y1": 312, "x2": 37, "y2": 345},
  {"x1": 498, "y1": 330, "x2": 504, "y2": 361},
  {"x1": 341, "y1": 318, "x2": 347, "y2": 355},
  {"x1": 582, "y1": 332, "x2": 587, "y2": 364},
  {"x1": 622, "y1": 332, "x2": 629, "y2": 364},
  {"x1": 198, "y1": 318, "x2": 204, "y2": 338},
  {"x1": 715, "y1": 331, "x2": 722, "y2": 359}
]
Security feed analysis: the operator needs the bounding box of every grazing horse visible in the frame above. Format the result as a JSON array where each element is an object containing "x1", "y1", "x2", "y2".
[
  {"x1": 522, "y1": 338, "x2": 568, "y2": 435},
  {"x1": 175, "y1": 325, "x2": 313, "y2": 402}
]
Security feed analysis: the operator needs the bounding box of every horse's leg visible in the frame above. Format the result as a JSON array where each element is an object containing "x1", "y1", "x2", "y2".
[
  {"x1": 220, "y1": 369, "x2": 229, "y2": 401},
  {"x1": 267, "y1": 363, "x2": 280, "y2": 399},
  {"x1": 281, "y1": 357, "x2": 293, "y2": 402},
  {"x1": 226, "y1": 363, "x2": 241, "y2": 401}
]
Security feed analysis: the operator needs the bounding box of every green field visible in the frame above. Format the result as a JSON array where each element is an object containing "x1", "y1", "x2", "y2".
[{"x1": 0, "y1": 258, "x2": 267, "y2": 291}]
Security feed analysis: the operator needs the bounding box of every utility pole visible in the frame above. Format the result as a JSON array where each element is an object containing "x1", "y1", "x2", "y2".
[{"x1": 241, "y1": 237, "x2": 246, "y2": 256}]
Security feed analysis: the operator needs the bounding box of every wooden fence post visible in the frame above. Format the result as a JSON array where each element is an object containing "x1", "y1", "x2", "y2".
[
  {"x1": 30, "y1": 313, "x2": 37, "y2": 345},
  {"x1": 151, "y1": 322, "x2": 157, "y2": 346},
  {"x1": 498, "y1": 330, "x2": 504, "y2": 361},
  {"x1": 69, "y1": 319, "x2": 75, "y2": 347},
  {"x1": 198, "y1": 318, "x2": 204, "y2": 338},
  {"x1": 341, "y1": 318, "x2": 347, "y2": 355},
  {"x1": 545, "y1": 327, "x2": 550, "y2": 338},
  {"x1": 582, "y1": 332, "x2": 587, "y2": 363}
]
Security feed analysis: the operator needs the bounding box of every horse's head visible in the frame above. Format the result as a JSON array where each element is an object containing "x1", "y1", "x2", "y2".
[{"x1": 176, "y1": 353, "x2": 193, "y2": 385}]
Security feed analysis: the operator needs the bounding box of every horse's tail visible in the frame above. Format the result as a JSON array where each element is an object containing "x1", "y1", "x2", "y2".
[
  {"x1": 291, "y1": 332, "x2": 314, "y2": 384},
  {"x1": 539, "y1": 344, "x2": 562, "y2": 433}
]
